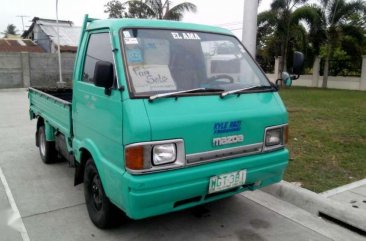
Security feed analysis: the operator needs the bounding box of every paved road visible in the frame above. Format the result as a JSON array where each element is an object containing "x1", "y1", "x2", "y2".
[{"x1": 0, "y1": 89, "x2": 363, "y2": 241}]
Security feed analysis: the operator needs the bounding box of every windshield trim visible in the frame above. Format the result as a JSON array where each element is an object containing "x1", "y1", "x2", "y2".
[
  {"x1": 127, "y1": 88, "x2": 275, "y2": 100},
  {"x1": 119, "y1": 27, "x2": 274, "y2": 100}
]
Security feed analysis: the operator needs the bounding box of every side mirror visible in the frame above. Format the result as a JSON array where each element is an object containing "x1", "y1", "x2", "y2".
[
  {"x1": 293, "y1": 51, "x2": 304, "y2": 75},
  {"x1": 94, "y1": 61, "x2": 114, "y2": 95},
  {"x1": 281, "y1": 72, "x2": 292, "y2": 87}
]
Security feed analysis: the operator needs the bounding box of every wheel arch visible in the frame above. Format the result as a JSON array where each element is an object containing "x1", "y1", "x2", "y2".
[
  {"x1": 74, "y1": 139, "x2": 126, "y2": 212},
  {"x1": 74, "y1": 147, "x2": 91, "y2": 186},
  {"x1": 74, "y1": 141, "x2": 106, "y2": 189}
]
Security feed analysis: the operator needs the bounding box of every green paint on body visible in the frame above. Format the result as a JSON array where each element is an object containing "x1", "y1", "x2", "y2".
[{"x1": 29, "y1": 17, "x2": 289, "y2": 220}]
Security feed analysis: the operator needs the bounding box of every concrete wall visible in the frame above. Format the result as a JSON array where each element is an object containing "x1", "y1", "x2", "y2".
[
  {"x1": 269, "y1": 55, "x2": 366, "y2": 91},
  {"x1": 29, "y1": 53, "x2": 74, "y2": 87},
  {"x1": 266, "y1": 74, "x2": 362, "y2": 90},
  {"x1": 0, "y1": 52, "x2": 75, "y2": 89},
  {"x1": 0, "y1": 53, "x2": 23, "y2": 89},
  {"x1": 1, "y1": 52, "x2": 365, "y2": 91}
]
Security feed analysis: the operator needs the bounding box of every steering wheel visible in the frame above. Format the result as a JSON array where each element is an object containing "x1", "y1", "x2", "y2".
[{"x1": 206, "y1": 74, "x2": 234, "y2": 83}]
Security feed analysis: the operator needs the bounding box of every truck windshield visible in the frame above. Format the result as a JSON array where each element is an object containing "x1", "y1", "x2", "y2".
[{"x1": 121, "y1": 28, "x2": 271, "y2": 97}]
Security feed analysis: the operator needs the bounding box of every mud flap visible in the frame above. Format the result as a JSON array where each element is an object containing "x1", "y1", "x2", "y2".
[{"x1": 74, "y1": 163, "x2": 84, "y2": 186}]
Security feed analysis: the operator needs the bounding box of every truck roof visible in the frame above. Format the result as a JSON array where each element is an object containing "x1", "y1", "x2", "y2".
[{"x1": 87, "y1": 18, "x2": 233, "y2": 36}]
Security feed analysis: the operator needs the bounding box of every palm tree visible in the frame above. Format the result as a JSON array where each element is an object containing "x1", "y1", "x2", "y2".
[
  {"x1": 105, "y1": 0, "x2": 197, "y2": 21},
  {"x1": 293, "y1": 0, "x2": 366, "y2": 88},
  {"x1": 257, "y1": 0, "x2": 307, "y2": 73},
  {"x1": 292, "y1": 4, "x2": 326, "y2": 58}
]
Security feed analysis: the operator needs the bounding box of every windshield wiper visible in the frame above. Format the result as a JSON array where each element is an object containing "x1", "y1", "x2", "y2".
[
  {"x1": 149, "y1": 88, "x2": 224, "y2": 101},
  {"x1": 220, "y1": 85, "x2": 272, "y2": 98}
]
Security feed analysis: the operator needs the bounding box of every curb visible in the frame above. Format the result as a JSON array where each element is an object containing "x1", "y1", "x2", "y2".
[
  {"x1": 241, "y1": 190, "x2": 366, "y2": 241},
  {"x1": 321, "y1": 179, "x2": 366, "y2": 198},
  {"x1": 262, "y1": 181, "x2": 366, "y2": 232}
]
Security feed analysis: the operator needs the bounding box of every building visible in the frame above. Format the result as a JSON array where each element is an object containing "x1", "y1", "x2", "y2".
[
  {"x1": 3, "y1": 34, "x2": 22, "y2": 39},
  {"x1": 22, "y1": 17, "x2": 81, "y2": 53},
  {"x1": 0, "y1": 38, "x2": 44, "y2": 53}
]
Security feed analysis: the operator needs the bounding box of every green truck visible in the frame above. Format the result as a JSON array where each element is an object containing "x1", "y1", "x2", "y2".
[{"x1": 28, "y1": 15, "x2": 302, "y2": 228}]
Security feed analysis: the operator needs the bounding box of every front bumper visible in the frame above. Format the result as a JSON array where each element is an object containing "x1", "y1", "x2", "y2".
[{"x1": 122, "y1": 148, "x2": 288, "y2": 219}]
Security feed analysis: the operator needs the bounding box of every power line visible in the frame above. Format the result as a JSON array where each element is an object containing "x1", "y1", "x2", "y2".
[{"x1": 16, "y1": 15, "x2": 30, "y2": 32}]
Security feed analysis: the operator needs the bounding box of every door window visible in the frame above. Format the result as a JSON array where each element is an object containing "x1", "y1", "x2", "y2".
[{"x1": 82, "y1": 33, "x2": 115, "y2": 83}]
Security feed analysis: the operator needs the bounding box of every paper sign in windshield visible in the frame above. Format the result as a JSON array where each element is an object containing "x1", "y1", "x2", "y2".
[
  {"x1": 125, "y1": 38, "x2": 139, "y2": 45},
  {"x1": 123, "y1": 31, "x2": 131, "y2": 38},
  {"x1": 129, "y1": 65, "x2": 177, "y2": 93},
  {"x1": 126, "y1": 49, "x2": 143, "y2": 63}
]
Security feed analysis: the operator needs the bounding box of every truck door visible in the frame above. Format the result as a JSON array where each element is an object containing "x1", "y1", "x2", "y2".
[{"x1": 73, "y1": 31, "x2": 123, "y2": 195}]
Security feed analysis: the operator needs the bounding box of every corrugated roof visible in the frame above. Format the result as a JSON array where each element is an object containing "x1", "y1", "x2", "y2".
[
  {"x1": 37, "y1": 19, "x2": 81, "y2": 48},
  {"x1": 37, "y1": 19, "x2": 73, "y2": 27},
  {"x1": 22, "y1": 17, "x2": 81, "y2": 52},
  {"x1": 0, "y1": 39, "x2": 44, "y2": 52}
]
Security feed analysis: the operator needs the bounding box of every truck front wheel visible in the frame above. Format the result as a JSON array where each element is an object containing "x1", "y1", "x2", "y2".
[
  {"x1": 38, "y1": 126, "x2": 57, "y2": 164},
  {"x1": 84, "y1": 158, "x2": 118, "y2": 229}
]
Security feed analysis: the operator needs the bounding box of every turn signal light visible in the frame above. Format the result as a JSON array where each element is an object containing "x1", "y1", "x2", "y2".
[{"x1": 125, "y1": 146, "x2": 144, "y2": 170}]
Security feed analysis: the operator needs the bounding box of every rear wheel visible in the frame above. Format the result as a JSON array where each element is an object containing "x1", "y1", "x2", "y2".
[
  {"x1": 38, "y1": 126, "x2": 56, "y2": 164},
  {"x1": 84, "y1": 158, "x2": 119, "y2": 229}
]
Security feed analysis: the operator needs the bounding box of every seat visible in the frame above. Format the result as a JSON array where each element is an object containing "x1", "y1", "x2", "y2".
[{"x1": 169, "y1": 44, "x2": 207, "y2": 90}]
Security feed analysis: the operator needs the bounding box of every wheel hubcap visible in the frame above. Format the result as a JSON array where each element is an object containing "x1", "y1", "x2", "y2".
[
  {"x1": 91, "y1": 175, "x2": 102, "y2": 210},
  {"x1": 40, "y1": 132, "x2": 46, "y2": 156}
]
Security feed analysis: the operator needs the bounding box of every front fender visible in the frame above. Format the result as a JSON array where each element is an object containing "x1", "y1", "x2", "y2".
[{"x1": 73, "y1": 138, "x2": 127, "y2": 211}]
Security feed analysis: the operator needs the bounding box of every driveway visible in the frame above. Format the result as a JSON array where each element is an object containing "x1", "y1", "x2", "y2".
[{"x1": 0, "y1": 89, "x2": 363, "y2": 241}]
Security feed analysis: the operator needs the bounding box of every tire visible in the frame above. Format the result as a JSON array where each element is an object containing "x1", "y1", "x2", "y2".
[
  {"x1": 38, "y1": 126, "x2": 57, "y2": 164},
  {"x1": 84, "y1": 158, "x2": 119, "y2": 229}
]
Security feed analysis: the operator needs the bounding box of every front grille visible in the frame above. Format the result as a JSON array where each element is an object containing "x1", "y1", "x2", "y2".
[{"x1": 186, "y1": 143, "x2": 263, "y2": 165}]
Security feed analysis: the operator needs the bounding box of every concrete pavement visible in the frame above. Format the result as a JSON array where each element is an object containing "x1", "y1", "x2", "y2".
[
  {"x1": 0, "y1": 89, "x2": 365, "y2": 241},
  {"x1": 0, "y1": 175, "x2": 23, "y2": 241},
  {"x1": 322, "y1": 179, "x2": 366, "y2": 211},
  {"x1": 263, "y1": 181, "x2": 366, "y2": 233}
]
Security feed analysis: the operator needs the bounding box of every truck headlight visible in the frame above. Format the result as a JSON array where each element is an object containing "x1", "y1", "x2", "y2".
[
  {"x1": 265, "y1": 128, "x2": 282, "y2": 146},
  {"x1": 264, "y1": 125, "x2": 288, "y2": 150},
  {"x1": 125, "y1": 139, "x2": 185, "y2": 174},
  {"x1": 153, "y1": 144, "x2": 176, "y2": 165}
]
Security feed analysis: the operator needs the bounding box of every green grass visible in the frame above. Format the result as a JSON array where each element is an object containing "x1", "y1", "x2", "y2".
[{"x1": 279, "y1": 87, "x2": 366, "y2": 193}]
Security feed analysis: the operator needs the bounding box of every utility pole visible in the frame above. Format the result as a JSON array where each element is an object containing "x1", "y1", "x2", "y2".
[
  {"x1": 56, "y1": 0, "x2": 65, "y2": 88},
  {"x1": 16, "y1": 15, "x2": 30, "y2": 32},
  {"x1": 242, "y1": 0, "x2": 259, "y2": 57}
]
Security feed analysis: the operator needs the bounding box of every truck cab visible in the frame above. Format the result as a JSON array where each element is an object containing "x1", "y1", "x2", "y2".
[{"x1": 29, "y1": 15, "x2": 290, "y2": 228}]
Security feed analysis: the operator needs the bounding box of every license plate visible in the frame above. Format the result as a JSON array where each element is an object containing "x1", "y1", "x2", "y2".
[{"x1": 208, "y1": 170, "x2": 246, "y2": 194}]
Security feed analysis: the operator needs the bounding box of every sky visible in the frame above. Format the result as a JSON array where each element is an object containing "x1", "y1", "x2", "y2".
[{"x1": 0, "y1": 0, "x2": 273, "y2": 38}]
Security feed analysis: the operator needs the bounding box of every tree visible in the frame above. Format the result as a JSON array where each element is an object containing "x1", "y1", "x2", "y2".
[
  {"x1": 104, "y1": 0, "x2": 197, "y2": 20},
  {"x1": 2, "y1": 24, "x2": 18, "y2": 38},
  {"x1": 104, "y1": 0, "x2": 126, "y2": 18},
  {"x1": 292, "y1": 4, "x2": 326, "y2": 57},
  {"x1": 257, "y1": 0, "x2": 307, "y2": 73},
  {"x1": 293, "y1": 0, "x2": 366, "y2": 88},
  {"x1": 123, "y1": 1, "x2": 156, "y2": 19},
  {"x1": 347, "y1": 11, "x2": 366, "y2": 56}
]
